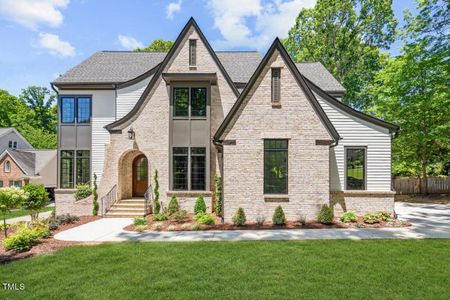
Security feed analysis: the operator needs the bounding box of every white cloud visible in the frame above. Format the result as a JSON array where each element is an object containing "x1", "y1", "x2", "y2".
[
  {"x1": 0, "y1": 0, "x2": 69, "y2": 30},
  {"x1": 34, "y1": 32, "x2": 76, "y2": 57},
  {"x1": 207, "y1": 0, "x2": 316, "y2": 50},
  {"x1": 166, "y1": 0, "x2": 182, "y2": 20},
  {"x1": 117, "y1": 34, "x2": 144, "y2": 50}
]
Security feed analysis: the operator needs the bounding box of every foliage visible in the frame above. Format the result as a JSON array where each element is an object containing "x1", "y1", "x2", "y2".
[
  {"x1": 366, "y1": 0, "x2": 449, "y2": 185},
  {"x1": 167, "y1": 224, "x2": 176, "y2": 231},
  {"x1": 195, "y1": 212, "x2": 215, "y2": 225},
  {"x1": 92, "y1": 173, "x2": 99, "y2": 216},
  {"x1": 153, "y1": 170, "x2": 160, "y2": 214},
  {"x1": 363, "y1": 213, "x2": 382, "y2": 224},
  {"x1": 168, "y1": 196, "x2": 179, "y2": 215},
  {"x1": 340, "y1": 211, "x2": 357, "y2": 223},
  {"x1": 272, "y1": 206, "x2": 286, "y2": 225},
  {"x1": 318, "y1": 204, "x2": 334, "y2": 224},
  {"x1": 0, "y1": 187, "x2": 28, "y2": 237},
  {"x1": 22, "y1": 184, "x2": 49, "y2": 220},
  {"x1": 53, "y1": 214, "x2": 79, "y2": 225},
  {"x1": 134, "y1": 39, "x2": 174, "y2": 52},
  {"x1": 3, "y1": 228, "x2": 37, "y2": 252},
  {"x1": 172, "y1": 210, "x2": 188, "y2": 223},
  {"x1": 232, "y1": 208, "x2": 246, "y2": 226},
  {"x1": 152, "y1": 224, "x2": 163, "y2": 231},
  {"x1": 256, "y1": 215, "x2": 266, "y2": 226},
  {"x1": 284, "y1": 0, "x2": 397, "y2": 110},
  {"x1": 192, "y1": 223, "x2": 203, "y2": 231},
  {"x1": 19, "y1": 86, "x2": 56, "y2": 133},
  {"x1": 214, "y1": 174, "x2": 223, "y2": 218},
  {"x1": 74, "y1": 184, "x2": 92, "y2": 201},
  {"x1": 194, "y1": 195, "x2": 207, "y2": 215},
  {"x1": 153, "y1": 213, "x2": 168, "y2": 222},
  {"x1": 135, "y1": 225, "x2": 148, "y2": 233},
  {"x1": 133, "y1": 217, "x2": 148, "y2": 226}
]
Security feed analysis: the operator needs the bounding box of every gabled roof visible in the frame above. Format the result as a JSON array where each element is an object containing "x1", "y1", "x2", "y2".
[
  {"x1": 0, "y1": 149, "x2": 35, "y2": 175},
  {"x1": 296, "y1": 63, "x2": 345, "y2": 94},
  {"x1": 105, "y1": 17, "x2": 240, "y2": 132},
  {"x1": 305, "y1": 78, "x2": 399, "y2": 133},
  {"x1": 0, "y1": 127, "x2": 33, "y2": 149},
  {"x1": 214, "y1": 38, "x2": 341, "y2": 143}
]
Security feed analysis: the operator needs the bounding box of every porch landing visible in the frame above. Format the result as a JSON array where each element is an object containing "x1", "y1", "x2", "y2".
[{"x1": 105, "y1": 198, "x2": 147, "y2": 218}]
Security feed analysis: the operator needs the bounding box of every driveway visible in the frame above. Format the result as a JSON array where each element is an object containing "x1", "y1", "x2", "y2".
[{"x1": 54, "y1": 202, "x2": 450, "y2": 242}]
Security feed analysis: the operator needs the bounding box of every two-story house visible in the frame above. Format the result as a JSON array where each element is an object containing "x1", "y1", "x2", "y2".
[{"x1": 52, "y1": 18, "x2": 398, "y2": 221}]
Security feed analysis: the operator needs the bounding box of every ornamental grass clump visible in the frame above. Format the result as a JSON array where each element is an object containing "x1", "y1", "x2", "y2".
[
  {"x1": 168, "y1": 196, "x2": 179, "y2": 215},
  {"x1": 195, "y1": 212, "x2": 215, "y2": 225},
  {"x1": 194, "y1": 195, "x2": 206, "y2": 215},
  {"x1": 318, "y1": 204, "x2": 333, "y2": 224},
  {"x1": 272, "y1": 206, "x2": 286, "y2": 225},
  {"x1": 133, "y1": 217, "x2": 147, "y2": 226},
  {"x1": 340, "y1": 211, "x2": 357, "y2": 223},
  {"x1": 232, "y1": 207, "x2": 246, "y2": 226}
]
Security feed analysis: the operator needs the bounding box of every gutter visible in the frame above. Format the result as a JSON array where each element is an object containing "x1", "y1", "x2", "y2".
[{"x1": 212, "y1": 139, "x2": 225, "y2": 224}]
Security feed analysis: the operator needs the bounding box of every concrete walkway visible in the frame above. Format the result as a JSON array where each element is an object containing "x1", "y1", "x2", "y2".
[{"x1": 54, "y1": 202, "x2": 450, "y2": 242}]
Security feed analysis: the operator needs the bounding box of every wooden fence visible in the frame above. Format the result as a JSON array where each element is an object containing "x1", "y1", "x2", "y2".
[{"x1": 393, "y1": 176, "x2": 450, "y2": 194}]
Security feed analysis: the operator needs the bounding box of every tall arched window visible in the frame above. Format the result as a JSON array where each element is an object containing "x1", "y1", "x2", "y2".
[{"x1": 4, "y1": 160, "x2": 11, "y2": 173}]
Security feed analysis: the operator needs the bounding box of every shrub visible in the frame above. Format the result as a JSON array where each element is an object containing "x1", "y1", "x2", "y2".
[
  {"x1": 152, "y1": 224, "x2": 163, "y2": 231},
  {"x1": 168, "y1": 196, "x2": 179, "y2": 215},
  {"x1": 340, "y1": 211, "x2": 357, "y2": 223},
  {"x1": 153, "y1": 213, "x2": 168, "y2": 221},
  {"x1": 318, "y1": 204, "x2": 333, "y2": 224},
  {"x1": 195, "y1": 212, "x2": 215, "y2": 225},
  {"x1": 256, "y1": 215, "x2": 265, "y2": 226},
  {"x1": 173, "y1": 210, "x2": 188, "y2": 223},
  {"x1": 153, "y1": 170, "x2": 160, "y2": 214},
  {"x1": 363, "y1": 213, "x2": 382, "y2": 224},
  {"x1": 29, "y1": 225, "x2": 50, "y2": 239},
  {"x1": 194, "y1": 195, "x2": 207, "y2": 215},
  {"x1": 92, "y1": 173, "x2": 99, "y2": 216},
  {"x1": 3, "y1": 229, "x2": 37, "y2": 252},
  {"x1": 0, "y1": 187, "x2": 29, "y2": 237},
  {"x1": 22, "y1": 184, "x2": 49, "y2": 220},
  {"x1": 298, "y1": 214, "x2": 307, "y2": 225},
  {"x1": 167, "y1": 224, "x2": 176, "y2": 231},
  {"x1": 214, "y1": 174, "x2": 223, "y2": 217},
  {"x1": 232, "y1": 208, "x2": 246, "y2": 226},
  {"x1": 54, "y1": 214, "x2": 79, "y2": 225},
  {"x1": 272, "y1": 206, "x2": 286, "y2": 225},
  {"x1": 379, "y1": 212, "x2": 392, "y2": 221},
  {"x1": 135, "y1": 225, "x2": 148, "y2": 233},
  {"x1": 192, "y1": 223, "x2": 203, "y2": 231},
  {"x1": 133, "y1": 217, "x2": 147, "y2": 226},
  {"x1": 74, "y1": 184, "x2": 92, "y2": 201},
  {"x1": 49, "y1": 222, "x2": 58, "y2": 231}
]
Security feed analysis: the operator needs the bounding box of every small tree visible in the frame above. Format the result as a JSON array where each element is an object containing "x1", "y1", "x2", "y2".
[
  {"x1": 22, "y1": 184, "x2": 48, "y2": 221},
  {"x1": 168, "y1": 196, "x2": 179, "y2": 215},
  {"x1": 92, "y1": 173, "x2": 99, "y2": 216},
  {"x1": 0, "y1": 187, "x2": 28, "y2": 237},
  {"x1": 272, "y1": 205, "x2": 286, "y2": 225},
  {"x1": 194, "y1": 195, "x2": 206, "y2": 215},
  {"x1": 153, "y1": 169, "x2": 160, "y2": 214},
  {"x1": 318, "y1": 204, "x2": 333, "y2": 224},
  {"x1": 232, "y1": 207, "x2": 246, "y2": 226},
  {"x1": 214, "y1": 174, "x2": 223, "y2": 219}
]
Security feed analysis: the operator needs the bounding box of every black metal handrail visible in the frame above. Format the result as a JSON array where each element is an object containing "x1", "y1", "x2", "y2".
[
  {"x1": 144, "y1": 183, "x2": 153, "y2": 215},
  {"x1": 101, "y1": 184, "x2": 117, "y2": 216}
]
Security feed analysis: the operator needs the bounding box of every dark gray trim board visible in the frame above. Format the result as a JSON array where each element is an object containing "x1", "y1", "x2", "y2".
[
  {"x1": 105, "y1": 17, "x2": 240, "y2": 132},
  {"x1": 213, "y1": 38, "x2": 341, "y2": 143}
]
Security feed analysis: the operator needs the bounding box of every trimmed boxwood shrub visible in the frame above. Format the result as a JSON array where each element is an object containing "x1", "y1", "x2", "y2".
[
  {"x1": 173, "y1": 210, "x2": 188, "y2": 223},
  {"x1": 168, "y1": 196, "x2": 179, "y2": 215},
  {"x1": 318, "y1": 204, "x2": 333, "y2": 224},
  {"x1": 195, "y1": 212, "x2": 215, "y2": 225},
  {"x1": 363, "y1": 213, "x2": 382, "y2": 224},
  {"x1": 272, "y1": 206, "x2": 286, "y2": 225},
  {"x1": 74, "y1": 184, "x2": 92, "y2": 201},
  {"x1": 153, "y1": 213, "x2": 168, "y2": 221},
  {"x1": 133, "y1": 217, "x2": 147, "y2": 226},
  {"x1": 194, "y1": 195, "x2": 206, "y2": 215},
  {"x1": 340, "y1": 211, "x2": 357, "y2": 223},
  {"x1": 232, "y1": 208, "x2": 246, "y2": 226}
]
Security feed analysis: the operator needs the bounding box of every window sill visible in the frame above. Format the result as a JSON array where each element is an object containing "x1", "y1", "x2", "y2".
[
  {"x1": 271, "y1": 103, "x2": 282, "y2": 109},
  {"x1": 264, "y1": 195, "x2": 289, "y2": 202},
  {"x1": 167, "y1": 190, "x2": 213, "y2": 197},
  {"x1": 189, "y1": 66, "x2": 197, "y2": 70}
]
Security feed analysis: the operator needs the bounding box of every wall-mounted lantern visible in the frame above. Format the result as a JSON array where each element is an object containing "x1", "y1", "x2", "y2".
[{"x1": 127, "y1": 127, "x2": 135, "y2": 140}]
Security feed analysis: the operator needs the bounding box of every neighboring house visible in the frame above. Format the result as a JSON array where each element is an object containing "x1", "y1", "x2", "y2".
[
  {"x1": 0, "y1": 149, "x2": 57, "y2": 189},
  {"x1": 51, "y1": 18, "x2": 398, "y2": 220},
  {"x1": 0, "y1": 127, "x2": 33, "y2": 154}
]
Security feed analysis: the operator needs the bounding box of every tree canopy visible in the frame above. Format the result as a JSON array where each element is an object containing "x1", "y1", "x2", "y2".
[
  {"x1": 284, "y1": 0, "x2": 397, "y2": 110},
  {"x1": 134, "y1": 39, "x2": 174, "y2": 52}
]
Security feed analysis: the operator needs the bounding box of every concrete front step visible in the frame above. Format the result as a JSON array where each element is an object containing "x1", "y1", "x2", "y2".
[
  {"x1": 109, "y1": 208, "x2": 146, "y2": 214},
  {"x1": 113, "y1": 203, "x2": 146, "y2": 209},
  {"x1": 104, "y1": 198, "x2": 148, "y2": 218},
  {"x1": 104, "y1": 212, "x2": 145, "y2": 218}
]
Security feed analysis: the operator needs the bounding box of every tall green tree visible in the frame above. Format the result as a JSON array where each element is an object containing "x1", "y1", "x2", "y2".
[
  {"x1": 284, "y1": 0, "x2": 397, "y2": 110},
  {"x1": 0, "y1": 90, "x2": 28, "y2": 128},
  {"x1": 368, "y1": 0, "x2": 449, "y2": 193},
  {"x1": 19, "y1": 86, "x2": 57, "y2": 133},
  {"x1": 135, "y1": 39, "x2": 174, "y2": 52}
]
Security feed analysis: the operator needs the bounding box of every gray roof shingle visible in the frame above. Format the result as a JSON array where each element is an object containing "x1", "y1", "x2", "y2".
[
  {"x1": 8, "y1": 150, "x2": 35, "y2": 175},
  {"x1": 52, "y1": 51, "x2": 345, "y2": 93}
]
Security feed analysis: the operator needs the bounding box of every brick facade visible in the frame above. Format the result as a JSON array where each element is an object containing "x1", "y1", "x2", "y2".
[{"x1": 0, "y1": 153, "x2": 27, "y2": 187}]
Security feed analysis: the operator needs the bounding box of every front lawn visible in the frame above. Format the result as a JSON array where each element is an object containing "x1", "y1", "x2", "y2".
[
  {"x1": 2, "y1": 206, "x2": 53, "y2": 220},
  {"x1": 1, "y1": 240, "x2": 449, "y2": 299}
]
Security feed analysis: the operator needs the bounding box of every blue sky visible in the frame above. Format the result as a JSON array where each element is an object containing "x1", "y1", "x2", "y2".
[{"x1": 0, "y1": 0, "x2": 416, "y2": 96}]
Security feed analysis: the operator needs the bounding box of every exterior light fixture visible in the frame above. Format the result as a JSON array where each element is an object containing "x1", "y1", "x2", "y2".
[{"x1": 127, "y1": 127, "x2": 135, "y2": 140}]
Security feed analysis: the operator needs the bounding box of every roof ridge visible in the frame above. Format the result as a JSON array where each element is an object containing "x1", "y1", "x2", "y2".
[
  {"x1": 99, "y1": 50, "x2": 168, "y2": 54},
  {"x1": 216, "y1": 50, "x2": 259, "y2": 53}
]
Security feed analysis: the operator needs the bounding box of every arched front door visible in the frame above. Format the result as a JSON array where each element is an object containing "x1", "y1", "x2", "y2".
[{"x1": 132, "y1": 154, "x2": 148, "y2": 197}]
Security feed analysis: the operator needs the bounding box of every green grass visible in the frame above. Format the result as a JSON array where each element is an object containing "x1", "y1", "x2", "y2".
[
  {"x1": 2, "y1": 206, "x2": 53, "y2": 220},
  {"x1": 347, "y1": 166, "x2": 364, "y2": 179},
  {"x1": 1, "y1": 240, "x2": 449, "y2": 299}
]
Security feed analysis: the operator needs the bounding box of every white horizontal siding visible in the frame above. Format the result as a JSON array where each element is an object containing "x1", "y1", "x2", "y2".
[
  {"x1": 116, "y1": 76, "x2": 151, "y2": 119},
  {"x1": 316, "y1": 94, "x2": 392, "y2": 191},
  {"x1": 91, "y1": 117, "x2": 115, "y2": 185}
]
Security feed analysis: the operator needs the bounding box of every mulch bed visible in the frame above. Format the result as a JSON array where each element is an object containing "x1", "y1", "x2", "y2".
[
  {"x1": 0, "y1": 216, "x2": 101, "y2": 264},
  {"x1": 123, "y1": 213, "x2": 411, "y2": 232}
]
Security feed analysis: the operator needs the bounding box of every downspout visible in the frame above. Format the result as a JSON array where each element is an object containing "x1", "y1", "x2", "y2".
[
  {"x1": 212, "y1": 138, "x2": 224, "y2": 224},
  {"x1": 51, "y1": 83, "x2": 60, "y2": 191}
]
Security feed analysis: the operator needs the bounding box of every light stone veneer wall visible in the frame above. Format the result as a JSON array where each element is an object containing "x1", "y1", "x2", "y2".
[
  {"x1": 222, "y1": 51, "x2": 333, "y2": 222},
  {"x1": 98, "y1": 27, "x2": 237, "y2": 211},
  {"x1": 55, "y1": 190, "x2": 92, "y2": 216},
  {"x1": 331, "y1": 191, "x2": 395, "y2": 216}
]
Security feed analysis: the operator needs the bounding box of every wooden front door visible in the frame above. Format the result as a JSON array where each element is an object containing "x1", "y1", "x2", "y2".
[{"x1": 132, "y1": 154, "x2": 148, "y2": 197}]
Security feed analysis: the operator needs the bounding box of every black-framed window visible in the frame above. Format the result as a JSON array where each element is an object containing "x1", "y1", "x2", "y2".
[
  {"x1": 76, "y1": 150, "x2": 90, "y2": 185},
  {"x1": 8, "y1": 141, "x2": 17, "y2": 149},
  {"x1": 173, "y1": 147, "x2": 188, "y2": 190},
  {"x1": 173, "y1": 87, "x2": 207, "y2": 118},
  {"x1": 61, "y1": 150, "x2": 74, "y2": 188},
  {"x1": 264, "y1": 139, "x2": 288, "y2": 194},
  {"x1": 346, "y1": 148, "x2": 366, "y2": 190},
  {"x1": 60, "y1": 96, "x2": 91, "y2": 124},
  {"x1": 9, "y1": 180, "x2": 22, "y2": 187},
  {"x1": 189, "y1": 39, "x2": 197, "y2": 66},
  {"x1": 191, "y1": 147, "x2": 206, "y2": 190},
  {"x1": 0, "y1": 181, "x2": 3, "y2": 187},
  {"x1": 271, "y1": 68, "x2": 281, "y2": 103}
]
